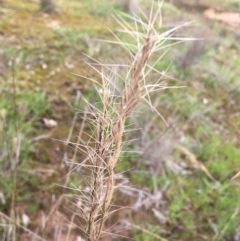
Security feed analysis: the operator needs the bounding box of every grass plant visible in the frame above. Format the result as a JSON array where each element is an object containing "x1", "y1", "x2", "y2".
[
  {"x1": 1, "y1": 0, "x2": 240, "y2": 240},
  {"x1": 71, "y1": 2, "x2": 193, "y2": 240}
]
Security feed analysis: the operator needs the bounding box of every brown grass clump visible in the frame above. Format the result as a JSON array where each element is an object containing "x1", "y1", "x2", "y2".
[
  {"x1": 71, "y1": 2, "x2": 193, "y2": 240},
  {"x1": 116, "y1": 0, "x2": 139, "y2": 15},
  {"x1": 40, "y1": 0, "x2": 55, "y2": 13}
]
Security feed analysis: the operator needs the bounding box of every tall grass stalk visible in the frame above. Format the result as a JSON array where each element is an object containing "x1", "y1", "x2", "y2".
[
  {"x1": 73, "y1": 1, "x2": 193, "y2": 240},
  {"x1": 10, "y1": 59, "x2": 20, "y2": 241}
]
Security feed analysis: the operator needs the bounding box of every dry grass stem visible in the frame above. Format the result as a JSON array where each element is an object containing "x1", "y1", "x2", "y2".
[
  {"x1": 176, "y1": 145, "x2": 217, "y2": 183},
  {"x1": 73, "y1": 2, "x2": 193, "y2": 240}
]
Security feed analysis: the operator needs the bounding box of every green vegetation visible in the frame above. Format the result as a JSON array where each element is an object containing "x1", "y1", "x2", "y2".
[{"x1": 0, "y1": 0, "x2": 239, "y2": 240}]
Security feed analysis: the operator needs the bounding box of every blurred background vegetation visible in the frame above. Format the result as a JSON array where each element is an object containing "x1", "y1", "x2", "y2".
[{"x1": 0, "y1": 0, "x2": 240, "y2": 240}]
